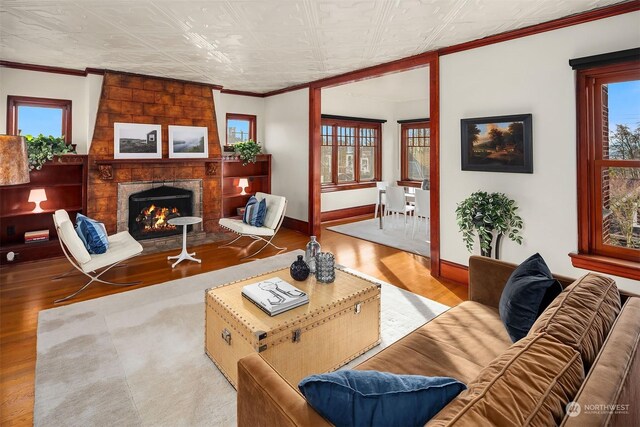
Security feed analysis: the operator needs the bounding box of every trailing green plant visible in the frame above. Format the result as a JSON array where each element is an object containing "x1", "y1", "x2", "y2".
[
  {"x1": 25, "y1": 134, "x2": 76, "y2": 171},
  {"x1": 233, "y1": 140, "x2": 262, "y2": 166},
  {"x1": 455, "y1": 191, "x2": 523, "y2": 258}
]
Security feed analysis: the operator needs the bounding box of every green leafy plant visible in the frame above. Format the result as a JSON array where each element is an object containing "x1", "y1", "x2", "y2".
[
  {"x1": 233, "y1": 140, "x2": 262, "y2": 166},
  {"x1": 25, "y1": 134, "x2": 76, "y2": 171},
  {"x1": 455, "y1": 191, "x2": 523, "y2": 258}
]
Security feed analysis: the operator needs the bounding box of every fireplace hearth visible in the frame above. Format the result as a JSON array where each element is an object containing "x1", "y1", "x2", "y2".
[{"x1": 128, "y1": 186, "x2": 193, "y2": 240}]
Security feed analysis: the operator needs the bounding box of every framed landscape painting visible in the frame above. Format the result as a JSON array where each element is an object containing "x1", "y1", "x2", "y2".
[
  {"x1": 461, "y1": 114, "x2": 533, "y2": 173},
  {"x1": 114, "y1": 122, "x2": 162, "y2": 159},
  {"x1": 168, "y1": 125, "x2": 209, "y2": 159}
]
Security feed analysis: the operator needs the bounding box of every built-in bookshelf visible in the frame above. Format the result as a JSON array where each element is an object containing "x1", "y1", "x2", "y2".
[
  {"x1": 221, "y1": 154, "x2": 271, "y2": 218},
  {"x1": 0, "y1": 155, "x2": 87, "y2": 265}
]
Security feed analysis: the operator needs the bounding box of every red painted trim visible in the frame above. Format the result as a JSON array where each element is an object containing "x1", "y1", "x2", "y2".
[
  {"x1": 569, "y1": 253, "x2": 640, "y2": 281},
  {"x1": 320, "y1": 204, "x2": 375, "y2": 223},
  {"x1": 264, "y1": 82, "x2": 311, "y2": 98},
  {"x1": 282, "y1": 216, "x2": 309, "y2": 235},
  {"x1": 321, "y1": 182, "x2": 377, "y2": 193},
  {"x1": 429, "y1": 54, "x2": 441, "y2": 278},
  {"x1": 7, "y1": 95, "x2": 72, "y2": 143},
  {"x1": 308, "y1": 87, "x2": 322, "y2": 237},
  {"x1": 225, "y1": 113, "x2": 257, "y2": 145},
  {"x1": 0, "y1": 60, "x2": 88, "y2": 76},
  {"x1": 220, "y1": 89, "x2": 266, "y2": 98},
  {"x1": 439, "y1": 2, "x2": 640, "y2": 56},
  {"x1": 85, "y1": 68, "x2": 106, "y2": 75},
  {"x1": 440, "y1": 260, "x2": 469, "y2": 286}
]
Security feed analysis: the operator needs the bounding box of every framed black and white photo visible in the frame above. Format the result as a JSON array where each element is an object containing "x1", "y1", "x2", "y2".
[
  {"x1": 168, "y1": 125, "x2": 209, "y2": 159},
  {"x1": 461, "y1": 114, "x2": 533, "y2": 173},
  {"x1": 114, "y1": 122, "x2": 162, "y2": 159}
]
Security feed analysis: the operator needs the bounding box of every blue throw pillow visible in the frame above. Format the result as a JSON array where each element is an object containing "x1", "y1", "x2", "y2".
[
  {"x1": 75, "y1": 213, "x2": 109, "y2": 254},
  {"x1": 499, "y1": 253, "x2": 563, "y2": 342},
  {"x1": 298, "y1": 370, "x2": 466, "y2": 427},
  {"x1": 242, "y1": 196, "x2": 267, "y2": 227},
  {"x1": 242, "y1": 196, "x2": 258, "y2": 224},
  {"x1": 254, "y1": 198, "x2": 267, "y2": 227}
]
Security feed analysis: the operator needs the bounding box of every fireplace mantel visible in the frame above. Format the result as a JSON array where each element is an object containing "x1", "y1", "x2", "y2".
[{"x1": 94, "y1": 158, "x2": 221, "y2": 180}]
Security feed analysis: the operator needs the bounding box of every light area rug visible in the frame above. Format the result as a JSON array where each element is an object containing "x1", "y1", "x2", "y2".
[
  {"x1": 328, "y1": 217, "x2": 430, "y2": 257},
  {"x1": 35, "y1": 250, "x2": 449, "y2": 427}
]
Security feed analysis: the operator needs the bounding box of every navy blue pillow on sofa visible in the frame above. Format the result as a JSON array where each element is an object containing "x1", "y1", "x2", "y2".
[
  {"x1": 298, "y1": 370, "x2": 466, "y2": 427},
  {"x1": 499, "y1": 253, "x2": 563, "y2": 342}
]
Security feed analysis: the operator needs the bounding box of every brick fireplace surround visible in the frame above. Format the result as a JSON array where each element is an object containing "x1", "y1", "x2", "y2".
[{"x1": 87, "y1": 72, "x2": 226, "y2": 252}]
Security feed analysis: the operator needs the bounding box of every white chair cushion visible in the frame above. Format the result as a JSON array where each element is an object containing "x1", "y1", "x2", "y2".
[
  {"x1": 255, "y1": 192, "x2": 286, "y2": 230},
  {"x1": 58, "y1": 218, "x2": 92, "y2": 265},
  {"x1": 219, "y1": 218, "x2": 275, "y2": 236},
  {"x1": 81, "y1": 231, "x2": 143, "y2": 272}
]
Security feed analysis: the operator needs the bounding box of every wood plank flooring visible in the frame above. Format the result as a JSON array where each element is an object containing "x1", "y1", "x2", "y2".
[{"x1": 0, "y1": 222, "x2": 467, "y2": 426}]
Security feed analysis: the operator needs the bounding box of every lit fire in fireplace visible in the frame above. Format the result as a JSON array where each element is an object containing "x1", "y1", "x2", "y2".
[{"x1": 136, "y1": 204, "x2": 182, "y2": 232}]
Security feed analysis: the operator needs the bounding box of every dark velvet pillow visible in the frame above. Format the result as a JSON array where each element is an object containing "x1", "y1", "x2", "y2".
[{"x1": 499, "y1": 253, "x2": 563, "y2": 342}]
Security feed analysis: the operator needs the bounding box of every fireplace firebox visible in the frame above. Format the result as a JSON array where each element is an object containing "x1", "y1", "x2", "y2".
[{"x1": 128, "y1": 186, "x2": 193, "y2": 240}]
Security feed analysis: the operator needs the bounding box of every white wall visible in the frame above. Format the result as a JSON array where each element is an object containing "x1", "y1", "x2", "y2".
[
  {"x1": 439, "y1": 12, "x2": 640, "y2": 293},
  {"x1": 0, "y1": 68, "x2": 103, "y2": 154},
  {"x1": 320, "y1": 69, "x2": 429, "y2": 212},
  {"x1": 264, "y1": 88, "x2": 309, "y2": 221},
  {"x1": 212, "y1": 90, "x2": 265, "y2": 148}
]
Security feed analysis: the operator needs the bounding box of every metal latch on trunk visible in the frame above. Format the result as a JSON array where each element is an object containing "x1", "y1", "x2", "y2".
[
  {"x1": 354, "y1": 302, "x2": 362, "y2": 314},
  {"x1": 292, "y1": 328, "x2": 301, "y2": 343},
  {"x1": 221, "y1": 328, "x2": 232, "y2": 345}
]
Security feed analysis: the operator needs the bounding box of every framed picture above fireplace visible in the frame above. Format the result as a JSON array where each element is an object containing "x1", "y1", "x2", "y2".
[
  {"x1": 460, "y1": 113, "x2": 533, "y2": 173},
  {"x1": 168, "y1": 125, "x2": 209, "y2": 159},
  {"x1": 114, "y1": 122, "x2": 162, "y2": 159}
]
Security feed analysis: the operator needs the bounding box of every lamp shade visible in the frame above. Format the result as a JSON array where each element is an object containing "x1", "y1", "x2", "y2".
[
  {"x1": 28, "y1": 188, "x2": 47, "y2": 203},
  {"x1": 238, "y1": 178, "x2": 249, "y2": 188},
  {"x1": 0, "y1": 135, "x2": 30, "y2": 186}
]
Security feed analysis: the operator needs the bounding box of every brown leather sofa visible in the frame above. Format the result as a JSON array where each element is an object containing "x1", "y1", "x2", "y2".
[{"x1": 237, "y1": 256, "x2": 640, "y2": 426}]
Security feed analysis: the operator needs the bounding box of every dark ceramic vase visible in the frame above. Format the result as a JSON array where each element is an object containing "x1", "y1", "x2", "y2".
[{"x1": 290, "y1": 255, "x2": 310, "y2": 281}]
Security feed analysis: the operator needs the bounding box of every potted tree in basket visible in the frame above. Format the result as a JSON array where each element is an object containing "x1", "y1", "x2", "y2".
[
  {"x1": 455, "y1": 191, "x2": 523, "y2": 259},
  {"x1": 233, "y1": 140, "x2": 262, "y2": 166}
]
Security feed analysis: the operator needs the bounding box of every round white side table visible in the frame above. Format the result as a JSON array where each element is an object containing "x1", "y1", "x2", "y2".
[{"x1": 167, "y1": 216, "x2": 203, "y2": 268}]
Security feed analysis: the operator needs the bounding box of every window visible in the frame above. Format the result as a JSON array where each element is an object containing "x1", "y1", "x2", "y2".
[
  {"x1": 572, "y1": 56, "x2": 640, "y2": 279},
  {"x1": 226, "y1": 113, "x2": 256, "y2": 145},
  {"x1": 400, "y1": 121, "x2": 430, "y2": 183},
  {"x1": 321, "y1": 117, "x2": 382, "y2": 191},
  {"x1": 7, "y1": 96, "x2": 72, "y2": 142}
]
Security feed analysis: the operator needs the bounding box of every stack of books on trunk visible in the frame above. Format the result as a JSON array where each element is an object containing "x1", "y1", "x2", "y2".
[
  {"x1": 25, "y1": 229, "x2": 50, "y2": 244},
  {"x1": 242, "y1": 278, "x2": 309, "y2": 316}
]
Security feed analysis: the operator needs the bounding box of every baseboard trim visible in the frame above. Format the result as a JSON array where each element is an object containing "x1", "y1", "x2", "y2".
[
  {"x1": 321, "y1": 204, "x2": 376, "y2": 222},
  {"x1": 282, "y1": 216, "x2": 309, "y2": 235},
  {"x1": 440, "y1": 259, "x2": 469, "y2": 286}
]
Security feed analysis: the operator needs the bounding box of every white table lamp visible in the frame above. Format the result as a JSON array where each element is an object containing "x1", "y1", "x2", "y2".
[
  {"x1": 238, "y1": 178, "x2": 249, "y2": 195},
  {"x1": 29, "y1": 188, "x2": 47, "y2": 213}
]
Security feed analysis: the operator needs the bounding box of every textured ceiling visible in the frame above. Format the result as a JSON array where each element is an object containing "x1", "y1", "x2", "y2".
[{"x1": 0, "y1": 0, "x2": 623, "y2": 93}]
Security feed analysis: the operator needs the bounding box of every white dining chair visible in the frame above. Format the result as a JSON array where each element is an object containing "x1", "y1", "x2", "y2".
[
  {"x1": 412, "y1": 189, "x2": 430, "y2": 240},
  {"x1": 384, "y1": 186, "x2": 414, "y2": 233},
  {"x1": 374, "y1": 181, "x2": 389, "y2": 219}
]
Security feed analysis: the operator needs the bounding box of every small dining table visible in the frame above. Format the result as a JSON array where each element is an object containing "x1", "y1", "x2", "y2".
[{"x1": 377, "y1": 188, "x2": 416, "y2": 229}]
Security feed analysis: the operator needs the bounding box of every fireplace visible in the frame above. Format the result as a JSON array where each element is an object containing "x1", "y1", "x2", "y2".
[{"x1": 128, "y1": 186, "x2": 193, "y2": 240}]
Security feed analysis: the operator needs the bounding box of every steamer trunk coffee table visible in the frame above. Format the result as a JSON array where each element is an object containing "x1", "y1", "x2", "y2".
[{"x1": 205, "y1": 267, "x2": 381, "y2": 388}]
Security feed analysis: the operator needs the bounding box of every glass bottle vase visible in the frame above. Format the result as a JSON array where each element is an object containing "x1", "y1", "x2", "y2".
[{"x1": 305, "y1": 235, "x2": 321, "y2": 274}]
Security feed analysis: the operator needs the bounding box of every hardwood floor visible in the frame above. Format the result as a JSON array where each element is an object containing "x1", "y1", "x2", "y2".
[{"x1": 0, "y1": 221, "x2": 467, "y2": 426}]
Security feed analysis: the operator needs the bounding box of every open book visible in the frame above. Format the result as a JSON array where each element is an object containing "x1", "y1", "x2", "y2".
[{"x1": 242, "y1": 278, "x2": 309, "y2": 316}]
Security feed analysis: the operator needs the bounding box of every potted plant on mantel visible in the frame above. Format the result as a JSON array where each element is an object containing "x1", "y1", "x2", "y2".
[
  {"x1": 24, "y1": 134, "x2": 76, "y2": 171},
  {"x1": 455, "y1": 191, "x2": 524, "y2": 259},
  {"x1": 233, "y1": 139, "x2": 262, "y2": 166}
]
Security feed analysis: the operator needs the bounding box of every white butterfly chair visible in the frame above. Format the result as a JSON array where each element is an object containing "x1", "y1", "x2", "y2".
[
  {"x1": 384, "y1": 186, "x2": 414, "y2": 233},
  {"x1": 219, "y1": 192, "x2": 287, "y2": 259},
  {"x1": 374, "y1": 181, "x2": 389, "y2": 219},
  {"x1": 52, "y1": 209, "x2": 143, "y2": 303},
  {"x1": 412, "y1": 189, "x2": 430, "y2": 240}
]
